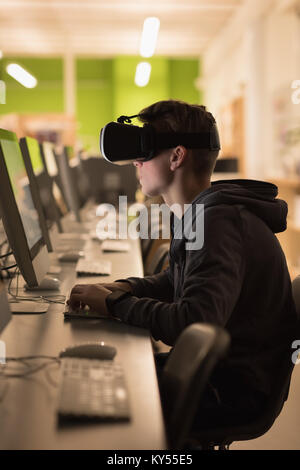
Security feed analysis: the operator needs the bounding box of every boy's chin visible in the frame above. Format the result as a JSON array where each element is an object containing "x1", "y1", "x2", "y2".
[{"x1": 143, "y1": 187, "x2": 161, "y2": 198}]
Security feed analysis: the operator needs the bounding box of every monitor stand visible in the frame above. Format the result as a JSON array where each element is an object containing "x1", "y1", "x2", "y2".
[
  {"x1": 24, "y1": 276, "x2": 61, "y2": 291},
  {"x1": 8, "y1": 277, "x2": 60, "y2": 314},
  {"x1": 10, "y1": 302, "x2": 49, "y2": 314}
]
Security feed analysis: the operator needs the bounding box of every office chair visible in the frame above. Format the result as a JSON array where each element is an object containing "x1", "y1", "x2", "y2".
[
  {"x1": 141, "y1": 195, "x2": 170, "y2": 264},
  {"x1": 146, "y1": 243, "x2": 169, "y2": 276},
  {"x1": 187, "y1": 275, "x2": 300, "y2": 450},
  {"x1": 144, "y1": 237, "x2": 170, "y2": 275},
  {"x1": 160, "y1": 323, "x2": 230, "y2": 450},
  {"x1": 141, "y1": 223, "x2": 164, "y2": 262}
]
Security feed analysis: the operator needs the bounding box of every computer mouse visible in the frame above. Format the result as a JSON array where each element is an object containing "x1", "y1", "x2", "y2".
[
  {"x1": 59, "y1": 342, "x2": 117, "y2": 360},
  {"x1": 58, "y1": 251, "x2": 84, "y2": 263},
  {"x1": 24, "y1": 276, "x2": 61, "y2": 291}
]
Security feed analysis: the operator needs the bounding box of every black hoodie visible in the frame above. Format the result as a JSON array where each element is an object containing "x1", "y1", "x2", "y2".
[{"x1": 109, "y1": 179, "x2": 299, "y2": 400}]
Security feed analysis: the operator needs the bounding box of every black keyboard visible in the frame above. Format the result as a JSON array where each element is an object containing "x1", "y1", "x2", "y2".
[{"x1": 57, "y1": 358, "x2": 131, "y2": 421}]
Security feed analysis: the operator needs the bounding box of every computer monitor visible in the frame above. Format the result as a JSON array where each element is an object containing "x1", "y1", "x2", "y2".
[
  {"x1": 56, "y1": 146, "x2": 81, "y2": 222},
  {"x1": 40, "y1": 141, "x2": 59, "y2": 178},
  {"x1": 65, "y1": 145, "x2": 74, "y2": 162},
  {"x1": 65, "y1": 146, "x2": 91, "y2": 207},
  {"x1": 19, "y1": 137, "x2": 53, "y2": 252},
  {"x1": 0, "y1": 212, "x2": 12, "y2": 335},
  {"x1": 0, "y1": 128, "x2": 50, "y2": 287},
  {"x1": 39, "y1": 141, "x2": 68, "y2": 232}
]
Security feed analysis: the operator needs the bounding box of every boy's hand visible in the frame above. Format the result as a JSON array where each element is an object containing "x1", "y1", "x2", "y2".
[{"x1": 67, "y1": 283, "x2": 112, "y2": 315}]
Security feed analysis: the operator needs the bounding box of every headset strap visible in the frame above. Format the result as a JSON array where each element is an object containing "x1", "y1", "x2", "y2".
[{"x1": 155, "y1": 132, "x2": 211, "y2": 149}]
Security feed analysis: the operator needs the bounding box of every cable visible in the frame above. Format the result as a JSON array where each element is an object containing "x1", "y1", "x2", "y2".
[
  {"x1": 0, "y1": 356, "x2": 61, "y2": 403},
  {"x1": 0, "y1": 264, "x2": 18, "y2": 271},
  {"x1": 0, "y1": 356, "x2": 61, "y2": 405},
  {"x1": 6, "y1": 355, "x2": 59, "y2": 361},
  {"x1": 7, "y1": 267, "x2": 19, "y2": 298},
  {"x1": 0, "y1": 356, "x2": 61, "y2": 379},
  {"x1": 8, "y1": 294, "x2": 66, "y2": 306},
  {"x1": 0, "y1": 238, "x2": 17, "y2": 280},
  {"x1": 7, "y1": 268, "x2": 65, "y2": 305},
  {"x1": 0, "y1": 251, "x2": 13, "y2": 259}
]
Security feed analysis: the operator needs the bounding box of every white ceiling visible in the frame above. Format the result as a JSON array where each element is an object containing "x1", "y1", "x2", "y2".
[{"x1": 0, "y1": 0, "x2": 243, "y2": 57}]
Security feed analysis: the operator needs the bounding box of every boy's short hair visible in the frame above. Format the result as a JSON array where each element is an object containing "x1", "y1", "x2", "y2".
[{"x1": 138, "y1": 99, "x2": 219, "y2": 176}]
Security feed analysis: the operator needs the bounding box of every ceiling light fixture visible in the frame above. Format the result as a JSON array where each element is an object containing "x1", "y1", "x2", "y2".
[
  {"x1": 135, "y1": 62, "x2": 151, "y2": 87},
  {"x1": 139, "y1": 17, "x2": 160, "y2": 58},
  {"x1": 6, "y1": 63, "x2": 37, "y2": 88}
]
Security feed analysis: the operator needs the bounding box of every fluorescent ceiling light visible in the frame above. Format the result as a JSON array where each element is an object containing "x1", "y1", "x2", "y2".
[
  {"x1": 139, "y1": 17, "x2": 160, "y2": 58},
  {"x1": 6, "y1": 63, "x2": 37, "y2": 88},
  {"x1": 135, "y1": 62, "x2": 151, "y2": 87}
]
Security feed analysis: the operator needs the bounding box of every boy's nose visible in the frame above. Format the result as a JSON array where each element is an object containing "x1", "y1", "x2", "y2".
[{"x1": 133, "y1": 161, "x2": 143, "y2": 168}]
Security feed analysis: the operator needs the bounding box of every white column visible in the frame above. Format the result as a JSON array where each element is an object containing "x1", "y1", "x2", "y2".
[
  {"x1": 64, "y1": 51, "x2": 76, "y2": 116},
  {"x1": 244, "y1": 18, "x2": 266, "y2": 178}
]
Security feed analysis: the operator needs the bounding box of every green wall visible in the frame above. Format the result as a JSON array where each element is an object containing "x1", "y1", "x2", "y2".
[
  {"x1": 0, "y1": 56, "x2": 201, "y2": 153},
  {"x1": 0, "y1": 57, "x2": 64, "y2": 113},
  {"x1": 169, "y1": 59, "x2": 201, "y2": 104},
  {"x1": 76, "y1": 59, "x2": 114, "y2": 152},
  {"x1": 113, "y1": 56, "x2": 169, "y2": 119}
]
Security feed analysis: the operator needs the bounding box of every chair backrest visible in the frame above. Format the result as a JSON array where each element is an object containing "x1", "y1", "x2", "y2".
[
  {"x1": 144, "y1": 237, "x2": 170, "y2": 275},
  {"x1": 141, "y1": 195, "x2": 166, "y2": 262},
  {"x1": 141, "y1": 224, "x2": 163, "y2": 262},
  {"x1": 146, "y1": 242, "x2": 170, "y2": 276},
  {"x1": 161, "y1": 323, "x2": 230, "y2": 449}
]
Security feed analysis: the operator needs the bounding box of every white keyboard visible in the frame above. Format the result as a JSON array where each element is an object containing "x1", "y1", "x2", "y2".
[
  {"x1": 75, "y1": 258, "x2": 112, "y2": 277},
  {"x1": 57, "y1": 358, "x2": 131, "y2": 420}
]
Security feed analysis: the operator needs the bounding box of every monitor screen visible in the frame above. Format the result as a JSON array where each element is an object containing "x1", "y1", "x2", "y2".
[
  {"x1": 57, "y1": 147, "x2": 81, "y2": 222},
  {"x1": 19, "y1": 136, "x2": 53, "y2": 252},
  {"x1": 39, "y1": 141, "x2": 68, "y2": 230},
  {"x1": 0, "y1": 128, "x2": 49, "y2": 287},
  {"x1": 1, "y1": 136, "x2": 42, "y2": 251},
  {"x1": 40, "y1": 142, "x2": 68, "y2": 212},
  {"x1": 52, "y1": 180, "x2": 68, "y2": 217},
  {"x1": 64, "y1": 146, "x2": 86, "y2": 207},
  {"x1": 42, "y1": 142, "x2": 59, "y2": 177},
  {"x1": 65, "y1": 145, "x2": 75, "y2": 162},
  {"x1": 26, "y1": 138, "x2": 44, "y2": 175}
]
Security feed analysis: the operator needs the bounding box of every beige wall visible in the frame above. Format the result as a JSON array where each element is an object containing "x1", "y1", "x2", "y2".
[{"x1": 201, "y1": 0, "x2": 300, "y2": 179}]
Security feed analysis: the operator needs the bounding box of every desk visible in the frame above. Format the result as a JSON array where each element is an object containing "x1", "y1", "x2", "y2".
[{"x1": 0, "y1": 216, "x2": 167, "y2": 449}]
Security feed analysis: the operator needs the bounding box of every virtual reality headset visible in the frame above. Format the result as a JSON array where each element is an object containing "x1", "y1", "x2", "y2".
[{"x1": 100, "y1": 114, "x2": 221, "y2": 165}]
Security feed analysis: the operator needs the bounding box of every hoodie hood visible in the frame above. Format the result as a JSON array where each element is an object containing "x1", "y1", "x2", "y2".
[
  {"x1": 192, "y1": 179, "x2": 288, "y2": 234},
  {"x1": 171, "y1": 179, "x2": 288, "y2": 260}
]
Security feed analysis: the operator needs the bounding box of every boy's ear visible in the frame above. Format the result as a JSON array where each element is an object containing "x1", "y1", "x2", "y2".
[{"x1": 170, "y1": 146, "x2": 188, "y2": 171}]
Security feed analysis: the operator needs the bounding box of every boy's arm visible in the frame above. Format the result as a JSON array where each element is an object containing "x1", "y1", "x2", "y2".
[
  {"x1": 106, "y1": 206, "x2": 245, "y2": 346},
  {"x1": 114, "y1": 267, "x2": 174, "y2": 303}
]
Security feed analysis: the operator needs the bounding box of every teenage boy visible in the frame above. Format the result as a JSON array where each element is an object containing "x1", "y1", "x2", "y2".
[{"x1": 68, "y1": 100, "x2": 298, "y2": 428}]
